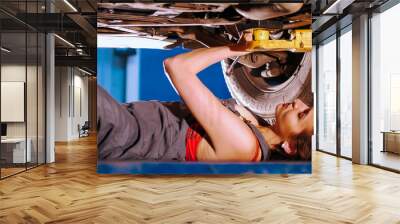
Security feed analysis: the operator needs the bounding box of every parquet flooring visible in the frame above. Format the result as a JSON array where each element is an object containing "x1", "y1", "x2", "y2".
[
  {"x1": 1, "y1": 167, "x2": 26, "y2": 178},
  {"x1": 0, "y1": 135, "x2": 399, "y2": 224}
]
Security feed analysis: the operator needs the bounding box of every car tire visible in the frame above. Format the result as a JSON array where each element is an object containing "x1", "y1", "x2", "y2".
[{"x1": 221, "y1": 52, "x2": 312, "y2": 124}]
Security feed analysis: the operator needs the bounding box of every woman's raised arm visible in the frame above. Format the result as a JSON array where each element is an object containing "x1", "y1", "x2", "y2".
[{"x1": 163, "y1": 46, "x2": 258, "y2": 161}]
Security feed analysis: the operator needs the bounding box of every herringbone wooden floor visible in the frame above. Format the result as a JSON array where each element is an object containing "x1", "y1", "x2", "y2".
[{"x1": 0, "y1": 135, "x2": 399, "y2": 224}]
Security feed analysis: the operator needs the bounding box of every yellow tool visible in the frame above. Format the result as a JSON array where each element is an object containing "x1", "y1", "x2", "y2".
[{"x1": 246, "y1": 29, "x2": 312, "y2": 52}]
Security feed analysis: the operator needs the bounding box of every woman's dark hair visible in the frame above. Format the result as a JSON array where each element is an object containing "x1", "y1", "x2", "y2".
[
  {"x1": 256, "y1": 125, "x2": 311, "y2": 160},
  {"x1": 274, "y1": 136, "x2": 311, "y2": 161},
  {"x1": 296, "y1": 135, "x2": 311, "y2": 161}
]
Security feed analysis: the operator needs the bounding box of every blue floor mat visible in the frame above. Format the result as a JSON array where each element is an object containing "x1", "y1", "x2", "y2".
[{"x1": 97, "y1": 161, "x2": 311, "y2": 175}]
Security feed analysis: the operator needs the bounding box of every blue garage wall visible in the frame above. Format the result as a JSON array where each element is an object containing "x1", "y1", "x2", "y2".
[
  {"x1": 97, "y1": 48, "x2": 128, "y2": 103},
  {"x1": 98, "y1": 47, "x2": 231, "y2": 103},
  {"x1": 137, "y1": 48, "x2": 231, "y2": 101}
]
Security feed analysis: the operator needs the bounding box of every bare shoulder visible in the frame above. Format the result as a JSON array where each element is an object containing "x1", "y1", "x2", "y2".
[
  {"x1": 196, "y1": 104, "x2": 262, "y2": 161},
  {"x1": 234, "y1": 104, "x2": 260, "y2": 126}
]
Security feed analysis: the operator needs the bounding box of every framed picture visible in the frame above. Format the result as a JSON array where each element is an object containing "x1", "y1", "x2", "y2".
[{"x1": 96, "y1": 1, "x2": 313, "y2": 174}]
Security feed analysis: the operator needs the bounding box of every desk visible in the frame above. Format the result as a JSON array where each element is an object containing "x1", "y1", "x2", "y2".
[
  {"x1": 382, "y1": 131, "x2": 400, "y2": 154},
  {"x1": 1, "y1": 138, "x2": 31, "y2": 163}
]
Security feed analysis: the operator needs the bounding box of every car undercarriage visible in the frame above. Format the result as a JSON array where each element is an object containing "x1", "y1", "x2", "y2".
[{"x1": 97, "y1": 2, "x2": 313, "y2": 122}]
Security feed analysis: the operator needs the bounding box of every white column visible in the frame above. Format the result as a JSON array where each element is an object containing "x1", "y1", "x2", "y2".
[
  {"x1": 352, "y1": 14, "x2": 369, "y2": 164},
  {"x1": 46, "y1": 33, "x2": 55, "y2": 163},
  {"x1": 312, "y1": 46, "x2": 317, "y2": 151}
]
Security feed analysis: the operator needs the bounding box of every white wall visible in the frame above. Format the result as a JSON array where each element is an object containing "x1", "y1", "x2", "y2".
[
  {"x1": 1, "y1": 65, "x2": 26, "y2": 140},
  {"x1": 54, "y1": 67, "x2": 89, "y2": 141},
  {"x1": 1, "y1": 63, "x2": 46, "y2": 163},
  {"x1": 55, "y1": 66, "x2": 70, "y2": 141},
  {"x1": 71, "y1": 73, "x2": 89, "y2": 138},
  {"x1": 1, "y1": 65, "x2": 39, "y2": 138}
]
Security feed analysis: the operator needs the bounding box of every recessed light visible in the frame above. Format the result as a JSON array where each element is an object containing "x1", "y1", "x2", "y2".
[
  {"x1": 1, "y1": 47, "x2": 11, "y2": 53},
  {"x1": 77, "y1": 67, "x2": 92, "y2": 76},
  {"x1": 63, "y1": 0, "x2": 78, "y2": 12},
  {"x1": 54, "y1": 34, "x2": 75, "y2": 48},
  {"x1": 323, "y1": 0, "x2": 355, "y2": 15}
]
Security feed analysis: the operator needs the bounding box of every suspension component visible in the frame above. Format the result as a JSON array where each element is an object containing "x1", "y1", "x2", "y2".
[{"x1": 246, "y1": 29, "x2": 312, "y2": 52}]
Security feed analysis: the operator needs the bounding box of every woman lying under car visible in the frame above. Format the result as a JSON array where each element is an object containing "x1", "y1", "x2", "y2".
[{"x1": 97, "y1": 45, "x2": 313, "y2": 162}]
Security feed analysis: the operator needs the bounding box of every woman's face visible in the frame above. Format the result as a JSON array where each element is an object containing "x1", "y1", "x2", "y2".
[{"x1": 275, "y1": 99, "x2": 313, "y2": 140}]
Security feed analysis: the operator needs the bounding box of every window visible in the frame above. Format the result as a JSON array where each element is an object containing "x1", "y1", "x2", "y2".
[
  {"x1": 0, "y1": 1, "x2": 47, "y2": 179},
  {"x1": 339, "y1": 28, "x2": 352, "y2": 158},
  {"x1": 317, "y1": 36, "x2": 337, "y2": 154},
  {"x1": 370, "y1": 2, "x2": 400, "y2": 171}
]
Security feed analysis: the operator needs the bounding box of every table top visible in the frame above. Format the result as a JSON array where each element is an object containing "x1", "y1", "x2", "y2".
[
  {"x1": 381, "y1": 131, "x2": 400, "y2": 134},
  {"x1": 1, "y1": 138, "x2": 29, "y2": 143}
]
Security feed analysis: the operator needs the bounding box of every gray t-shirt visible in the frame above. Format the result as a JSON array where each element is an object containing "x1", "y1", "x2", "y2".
[{"x1": 97, "y1": 86, "x2": 270, "y2": 161}]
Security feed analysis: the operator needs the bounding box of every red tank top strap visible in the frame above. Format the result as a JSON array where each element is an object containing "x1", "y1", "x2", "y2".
[
  {"x1": 186, "y1": 99, "x2": 263, "y2": 162},
  {"x1": 185, "y1": 123, "x2": 203, "y2": 161}
]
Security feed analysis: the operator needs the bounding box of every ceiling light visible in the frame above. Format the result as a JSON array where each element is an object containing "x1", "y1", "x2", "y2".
[
  {"x1": 76, "y1": 48, "x2": 85, "y2": 55},
  {"x1": 54, "y1": 34, "x2": 75, "y2": 48},
  {"x1": 63, "y1": 0, "x2": 78, "y2": 12},
  {"x1": 1, "y1": 47, "x2": 11, "y2": 53},
  {"x1": 78, "y1": 67, "x2": 93, "y2": 76},
  {"x1": 323, "y1": 0, "x2": 355, "y2": 15}
]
